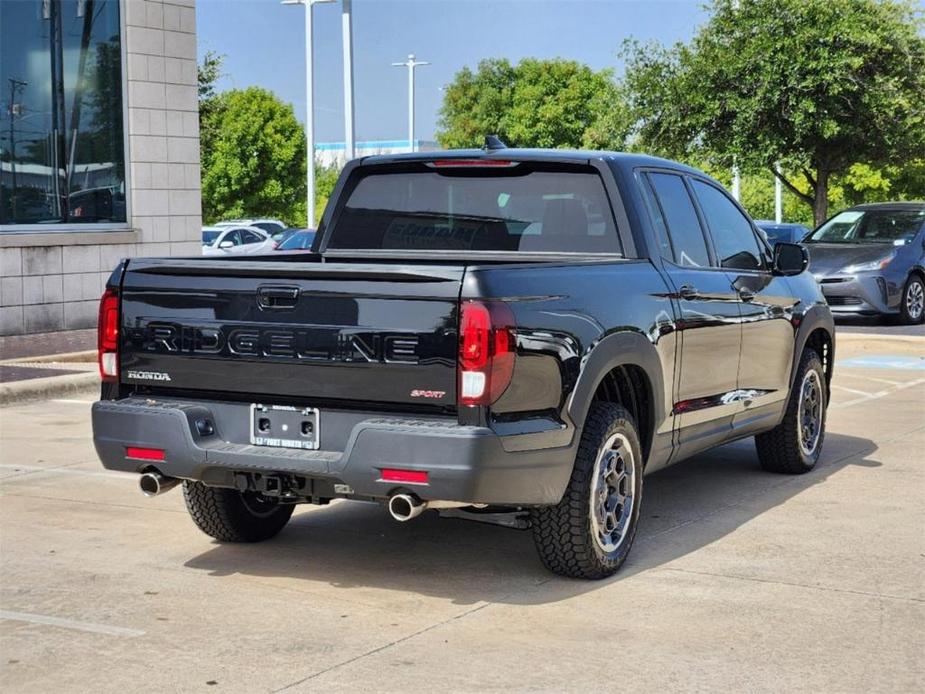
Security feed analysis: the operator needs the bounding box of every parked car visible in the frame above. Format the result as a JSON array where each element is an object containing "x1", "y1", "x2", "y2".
[
  {"x1": 270, "y1": 228, "x2": 298, "y2": 248},
  {"x1": 755, "y1": 220, "x2": 810, "y2": 246},
  {"x1": 201, "y1": 225, "x2": 272, "y2": 256},
  {"x1": 803, "y1": 202, "x2": 925, "y2": 324},
  {"x1": 93, "y1": 147, "x2": 833, "y2": 579},
  {"x1": 274, "y1": 228, "x2": 316, "y2": 252},
  {"x1": 216, "y1": 218, "x2": 287, "y2": 236}
]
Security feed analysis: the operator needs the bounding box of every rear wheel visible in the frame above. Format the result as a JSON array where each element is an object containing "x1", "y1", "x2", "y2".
[
  {"x1": 531, "y1": 403, "x2": 643, "y2": 579},
  {"x1": 182, "y1": 481, "x2": 294, "y2": 542},
  {"x1": 755, "y1": 349, "x2": 827, "y2": 474},
  {"x1": 900, "y1": 275, "x2": 924, "y2": 325}
]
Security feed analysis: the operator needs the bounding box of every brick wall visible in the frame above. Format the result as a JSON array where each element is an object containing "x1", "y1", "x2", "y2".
[{"x1": 0, "y1": 0, "x2": 201, "y2": 337}]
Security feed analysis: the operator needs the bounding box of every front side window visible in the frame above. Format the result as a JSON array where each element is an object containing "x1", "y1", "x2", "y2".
[
  {"x1": 242, "y1": 230, "x2": 264, "y2": 244},
  {"x1": 690, "y1": 180, "x2": 764, "y2": 271},
  {"x1": 646, "y1": 173, "x2": 710, "y2": 268},
  {"x1": 327, "y1": 163, "x2": 621, "y2": 254},
  {"x1": 1, "y1": 0, "x2": 126, "y2": 227}
]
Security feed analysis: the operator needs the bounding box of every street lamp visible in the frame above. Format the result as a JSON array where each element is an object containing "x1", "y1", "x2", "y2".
[
  {"x1": 282, "y1": 0, "x2": 335, "y2": 228},
  {"x1": 391, "y1": 54, "x2": 429, "y2": 153},
  {"x1": 342, "y1": 0, "x2": 355, "y2": 161}
]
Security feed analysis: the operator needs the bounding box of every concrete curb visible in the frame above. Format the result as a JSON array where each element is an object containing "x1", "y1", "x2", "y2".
[
  {"x1": 836, "y1": 332, "x2": 924, "y2": 343},
  {"x1": 0, "y1": 372, "x2": 99, "y2": 406},
  {"x1": 0, "y1": 350, "x2": 96, "y2": 366}
]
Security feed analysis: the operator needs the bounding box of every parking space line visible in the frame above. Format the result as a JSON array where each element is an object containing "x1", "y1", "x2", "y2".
[
  {"x1": 0, "y1": 610, "x2": 145, "y2": 637},
  {"x1": 831, "y1": 384, "x2": 884, "y2": 398},
  {"x1": 51, "y1": 399, "x2": 95, "y2": 405},
  {"x1": 836, "y1": 373, "x2": 903, "y2": 386},
  {"x1": 831, "y1": 378, "x2": 925, "y2": 409}
]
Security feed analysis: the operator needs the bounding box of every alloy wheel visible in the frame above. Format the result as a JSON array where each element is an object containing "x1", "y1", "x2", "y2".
[
  {"x1": 797, "y1": 370, "x2": 823, "y2": 457},
  {"x1": 906, "y1": 280, "x2": 924, "y2": 321},
  {"x1": 589, "y1": 433, "x2": 636, "y2": 553}
]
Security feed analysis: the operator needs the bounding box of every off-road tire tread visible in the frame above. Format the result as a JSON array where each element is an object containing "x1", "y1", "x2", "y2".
[
  {"x1": 182, "y1": 481, "x2": 294, "y2": 542},
  {"x1": 755, "y1": 349, "x2": 826, "y2": 474},
  {"x1": 531, "y1": 403, "x2": 642, "y2": 580}
]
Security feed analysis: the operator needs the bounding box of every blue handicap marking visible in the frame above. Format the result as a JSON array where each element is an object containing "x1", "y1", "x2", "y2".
[{"x1": 838, "y1": 355, "x2": 925, "y2": 370}]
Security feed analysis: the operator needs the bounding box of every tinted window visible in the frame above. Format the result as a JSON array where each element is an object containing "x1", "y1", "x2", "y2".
[
  {"x1": 327, "y1": 165, "x2": 621, "y2": 254},
  {"x1": 638, "y1": 176, "x2": 674, "y2": 260},
  {"x1": 224, "y1": 230, "x2": 241, "y2": 246},
  {"x1": 647, "y1": 173, "x2": 710, "y2": 267},
  {"x1": 242, "y1": 230, "x2": 264, "y2": 244},
  {"x1": 691, "y1": 180, "x2": 763, "y2": 270}
]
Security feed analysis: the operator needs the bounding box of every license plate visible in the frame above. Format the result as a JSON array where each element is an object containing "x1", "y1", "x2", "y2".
[{"x1": 250, "y1": 404, "x2": 319, "y2": 450}]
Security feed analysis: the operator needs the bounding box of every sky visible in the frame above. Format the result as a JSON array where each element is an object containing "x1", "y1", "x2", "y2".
[{"x1": 195, "y1": 0, "x2": 710, "y2": 144}]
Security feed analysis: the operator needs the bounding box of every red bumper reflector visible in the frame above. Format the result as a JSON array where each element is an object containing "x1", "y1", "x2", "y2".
[
  {"x1": 126, "y1": 447, "x2": 165, "y2": 461},
  {"x1": 380, "y1": 468, "x2": 429, "y2": 484}
]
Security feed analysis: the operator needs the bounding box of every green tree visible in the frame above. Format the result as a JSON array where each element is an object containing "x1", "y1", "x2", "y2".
[
  {"x1": 200, "y1": 87, "x2": 306, "y2": 225},
  {"x1": 623, "y1": 0, "x2": 925, "y2": 225},
  {"x1": 437, "y1": 58, "x2": 630, "y2": 150}
]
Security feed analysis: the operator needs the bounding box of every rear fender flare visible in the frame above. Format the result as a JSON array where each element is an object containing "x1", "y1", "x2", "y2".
[{"x1": 567, "y1": 330, "x2": 666, "y2": 452}]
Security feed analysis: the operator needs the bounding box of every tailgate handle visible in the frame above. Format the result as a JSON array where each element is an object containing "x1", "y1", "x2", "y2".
[{"x1": 257, "y1": 285, "x2": 300, "y2": 310}]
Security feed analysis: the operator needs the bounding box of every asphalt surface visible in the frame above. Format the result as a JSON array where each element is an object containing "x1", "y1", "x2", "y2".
[
  {"x1": 0, "y1": 337, "x2": 922, "y2": 693},
  {"x1": 834, "y1": 315, "x2": 925, "y2": 336}
]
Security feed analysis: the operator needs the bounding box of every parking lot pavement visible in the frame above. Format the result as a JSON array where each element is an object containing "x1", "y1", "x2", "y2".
[
  {"x1": 834, "y1": 315, "x2": 925, "y2": 337},
  {"x1": 1, "y1": 339, "x2": 923, "y2": 694}
]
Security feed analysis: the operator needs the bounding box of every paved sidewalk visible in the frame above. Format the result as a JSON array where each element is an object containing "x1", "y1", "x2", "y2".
[
  {"x1": 0, "y1": 329, "x2": 98, "y2": 403},
  {"x1": 0, "y1": 329, "x2": 95, "y2": 362}
]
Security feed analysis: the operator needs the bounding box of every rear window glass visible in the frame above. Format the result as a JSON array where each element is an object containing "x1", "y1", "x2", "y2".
[{"x1": 326, "y1": 164, "x2": 621, "y2": 253}]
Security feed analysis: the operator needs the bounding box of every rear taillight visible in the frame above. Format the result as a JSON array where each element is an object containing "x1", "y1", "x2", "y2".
[
  {"x1": 458, "y1": 301, "x2": 515, "y2": 407},
  {"x1": 98, "y1": 288, "x2": 119, "y2": 382}
]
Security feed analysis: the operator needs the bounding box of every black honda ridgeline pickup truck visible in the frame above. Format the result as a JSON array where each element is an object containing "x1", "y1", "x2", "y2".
[{"x1": 92, "y1": 147, "x2": 834, "y2": 579}]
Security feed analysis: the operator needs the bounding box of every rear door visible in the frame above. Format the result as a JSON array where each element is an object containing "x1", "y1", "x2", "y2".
[
  {"x1": 640, "y1": 171, "x2": 743, "y2": 455},
  {"x1": 118, "y1": 259, "x2": 463, "y2": 409}
]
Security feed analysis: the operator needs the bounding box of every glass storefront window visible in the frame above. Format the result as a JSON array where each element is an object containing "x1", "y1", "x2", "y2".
[{"x1": 1, "y1": 0, "x2": 126, "y2": 227}]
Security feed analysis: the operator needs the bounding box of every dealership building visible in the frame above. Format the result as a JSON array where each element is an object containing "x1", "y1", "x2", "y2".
[{"x1": 0, "y1": 0, "x2": 201, "y2": 336}]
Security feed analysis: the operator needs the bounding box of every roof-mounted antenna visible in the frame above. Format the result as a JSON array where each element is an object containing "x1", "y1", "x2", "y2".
[{"x1": 483, "y1": 135, "x2": 507, "y2": 151}]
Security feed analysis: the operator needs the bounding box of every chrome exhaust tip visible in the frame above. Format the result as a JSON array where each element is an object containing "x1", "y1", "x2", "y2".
[
  {"x1": 139, "y1": 472, "x2": 180, "y2": 497},
  {"x1": 388, "y1": 493, "x2": 425, "y2": 522}
]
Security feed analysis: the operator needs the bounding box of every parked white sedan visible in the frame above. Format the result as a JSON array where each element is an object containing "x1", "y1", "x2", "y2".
[{"x1": 201, "y1": 226, "x2": 273, "y2": 256}]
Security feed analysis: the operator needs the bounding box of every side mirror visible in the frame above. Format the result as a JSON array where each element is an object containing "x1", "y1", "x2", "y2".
[
  {"x1": 773, "y1": 242, "x2": 808, "y2": 276},
  {"x1": 218, "y1": 240, "x2": 234, "y2": 250}
]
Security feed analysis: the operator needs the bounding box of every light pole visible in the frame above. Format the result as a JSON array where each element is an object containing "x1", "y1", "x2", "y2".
[
  {"x1": 342, "y1": 0, "x2": 355, "y2": 160},
  {"x1": 282, "y1": 0, "x2": 334, "y2": 229},
  {"x1": 391, "y1": 54, "x2": 429, "y2": 152}
]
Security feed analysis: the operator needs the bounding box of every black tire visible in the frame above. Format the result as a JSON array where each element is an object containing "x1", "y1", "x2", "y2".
[
  {"x1": 182, "y1": 481, "x2": 294, "y2": 542},
  {"x1": 531, "y1": 402, "x2": 643, "y2": 580},
  {"x1": 755, "y1": 349, "x2": 827, "y2": 474},
  {"x1": 899, "y1": 275, "x2": 924, "y2": 325}
]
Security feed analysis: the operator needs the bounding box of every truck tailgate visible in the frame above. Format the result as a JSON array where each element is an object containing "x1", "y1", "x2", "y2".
[{"x1": 118, "y1": 258, "x2": 462, "y2": 408}]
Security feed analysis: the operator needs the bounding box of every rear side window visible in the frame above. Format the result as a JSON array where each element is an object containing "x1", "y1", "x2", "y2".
[
  {"x1": 690, "y1": 180, "x2": 764, "y2": 270},
  {"x1": 647, "y1": 173, "x2": 710, "y2": 267},
  {"x1": 326, "y1": 164, "x2": 621, "y2": 254}
]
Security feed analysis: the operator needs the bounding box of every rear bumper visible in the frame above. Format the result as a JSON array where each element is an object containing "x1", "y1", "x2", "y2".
[{"x1": 91, "y1": 398, "x2": 573, "y2": 505}]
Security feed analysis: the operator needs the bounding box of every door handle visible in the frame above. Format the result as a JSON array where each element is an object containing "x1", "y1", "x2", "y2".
[
  {"x1": 678, "y1": 284, "x2": 698, "y2": 300},
  {"x1": 737, "y1": 287, "x2": 755, "y2": 302},
  {"x1": 257, "y1": 285, "x2": 300, "y2": 310}
]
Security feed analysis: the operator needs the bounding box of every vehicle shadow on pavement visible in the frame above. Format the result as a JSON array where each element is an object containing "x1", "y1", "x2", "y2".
[{"x1": 183, "y1": 432, "x2": 880, "y2": 606}]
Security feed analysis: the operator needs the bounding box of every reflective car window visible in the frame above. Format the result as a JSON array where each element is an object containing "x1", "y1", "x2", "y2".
[
  {"x1": 647, "y1": 173, "x2": 710, "y2": 267},
  {"x1": 691, "y1": 179, "x2": 763, "y2": 271}
]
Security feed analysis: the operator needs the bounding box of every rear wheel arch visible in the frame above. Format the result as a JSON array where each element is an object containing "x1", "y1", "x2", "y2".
[{"x1": 567, "y1": 331, "x2": 665, "y2": 464}]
